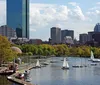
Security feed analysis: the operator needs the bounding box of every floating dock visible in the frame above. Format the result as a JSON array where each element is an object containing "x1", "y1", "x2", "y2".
[
  {"x1": 7, "y1": 63, "x2": 36, "y2": 85},
  {"x1": 7, "y1": 74, "x2": 33, "y2": 85}
]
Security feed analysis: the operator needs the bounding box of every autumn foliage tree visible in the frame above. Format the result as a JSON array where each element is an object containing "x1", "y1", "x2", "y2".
[{"x1": 0, "y1": 35, "x2": 16, "y2": 65}]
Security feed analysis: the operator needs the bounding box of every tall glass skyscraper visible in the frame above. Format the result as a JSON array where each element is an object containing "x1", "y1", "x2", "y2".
[{"x1": 7, "y1": 0, "x2": 29, "y2": 38}]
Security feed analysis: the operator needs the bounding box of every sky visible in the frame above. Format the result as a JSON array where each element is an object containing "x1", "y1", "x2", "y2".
[{"x1": 0, "y1": 0, "x2": 100, "y2": 40}]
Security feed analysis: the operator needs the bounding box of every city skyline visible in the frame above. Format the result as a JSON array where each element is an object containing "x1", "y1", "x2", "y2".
[{"x1": 0, "y1": 0, "x2": 100, "y2": 40}]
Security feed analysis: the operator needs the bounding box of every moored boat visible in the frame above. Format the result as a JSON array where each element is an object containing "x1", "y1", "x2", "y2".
[{"x1": 62, "y1": 58, "x2": 69, "y2": 70}]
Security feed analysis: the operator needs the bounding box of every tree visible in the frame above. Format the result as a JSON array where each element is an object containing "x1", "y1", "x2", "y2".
[
  {"x1": 53, "y1": 44, "x2": 69, "y2": 56},
  {"x1": 0, "y1": 35, "x2": 16, "y2": 65},
  {"x1": 76, "y1": 47, "x2": 84, "y2": 56}
]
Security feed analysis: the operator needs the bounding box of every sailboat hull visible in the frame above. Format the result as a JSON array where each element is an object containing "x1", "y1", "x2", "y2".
[
  {"x1": 92, "y1": 59, "x2": 100, "y2": 62},
  {"x1": 88, "y1": 59, "x2": 92, "y2": 61},
  {"x1": 62, "y1": 67, "x2": 69, "y2": 70},
  {"x1": 33, "y1": 66, "x2": 41, "y2": 69}
]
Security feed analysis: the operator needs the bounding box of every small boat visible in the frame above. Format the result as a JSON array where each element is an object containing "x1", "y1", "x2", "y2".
[
  {"x1": 42, "y1": 62, "x2": 49, "y2": 65},
  {"x1": 72, "y1": 65, "x2": 83, "y2": 68},
  {"x1": 90, "y1": 63, "x2": 97, "y2": 66},
  {"x1": 33, "y1": 59, "x2": 41, "y2": 68},
  {"x1": 92, "y1": 59, "x2": 100, "y2": 62},
  {"x1": 50, "y1": 60, "x2": 58, "y2": 63},
  {"x1": 36, "y1": 59, "x2": 41, "y2": 67},
  {"x1": 88, "y1": 51, "x2": 94, "y2": 61},
  {"x1": 62, "y1": 58, "x2": 69, "y2": 69},
  {"x1": 89, "y1": 51, "x2": 100, "y2": 62},
  {"x1": 72, "y1": 65, "x2": 80, "y2": 68},
  {"x1": 83, "y1": 65, "x2": 87, "y2": 67}
]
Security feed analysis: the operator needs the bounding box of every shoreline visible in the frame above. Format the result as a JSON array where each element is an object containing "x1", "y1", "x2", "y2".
[{"x1": 7, "y1": 63, "x2": 36, "y2": 85}]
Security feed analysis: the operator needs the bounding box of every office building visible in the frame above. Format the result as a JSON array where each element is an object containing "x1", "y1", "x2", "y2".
[
  {"x1": 61, "y1": 29, "x2": 74, "y2": 42},
  {"x1": 92, "y1": 32, "x2": 100, "y2": 42},
  {"x1": 10, "y1": 37, "x2": 29, "y2": 44},
  {"x1": 88, "y1": 31, "x2": 94, "y2": 41},
  {"x1": 51, "y1": 27, "x2": 61, "y2": 44},
  {"x1": 0, "y1": 25, "x2": 16, "y2": 38},
  {"x1": 79, "y1": 33, "x2": 88, "y2": 44},
  {"x1": 94, "y1": 23, "x2": 100, "y2": 32},
  {"x1": 7, "y1": 0, "x2": 29, "y2": 38}
]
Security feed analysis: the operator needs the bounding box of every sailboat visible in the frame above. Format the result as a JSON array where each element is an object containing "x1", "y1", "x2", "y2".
[
  {"x1": 90, "y1": 51, "x2": 100, "y2": 62},
  {"x1": 90, "y1": 51, "x2": 94, "y2": 60},
  {"x1": 62, "y1": 58, "x2": 69, "y2": 69},
  {"x1": 35, "y1": 59, "x2": 41, "y2": 68}
]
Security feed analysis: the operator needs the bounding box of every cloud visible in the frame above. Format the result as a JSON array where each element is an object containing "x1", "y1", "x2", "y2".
[
  {"x1": 95, "y1": 10, "x2": 100, "y2": 14},
  {"x1": 87, "y1": 6, "x2": 100, "y2": 17},
  {"x1": 86, "y1": 2, "x2": 100, "y2": 21},
  {"x1": 68, "y1": 2, "x2": 78, "y2": 6},
  {"x1": 89, "y1": 7, "x2": 100, "y2": 10},
  {"x1": 0, "y1": 0, "x2": 6, "y2": 26},
  {"x1": 30, "y1": 3, "x2": 86, "y2": 28},
  {"x1": 96, "y1": 2, "x2": 100, "y2": 5},
  {"x1": 69, "y1": 5, "x2": 86, "y2": 21},
  {"x1": 30, "y1": 3, "x2": 70, "y2": 30}
]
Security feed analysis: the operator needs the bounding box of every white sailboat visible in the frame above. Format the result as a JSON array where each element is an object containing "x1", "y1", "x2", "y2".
[
  {"x1": 62, "y1": 58, "x2": 69, "y2": 69},
  {"x1": 90, "y1": 51, "x2": 100, "y2": 62},
  {"x1": 91, "y1": 51, "x2": 94, "y2": 60},
  {"x1": 36, "y1": 59, "x2": 41, "y2": 68},
  {"x1": 88, "y1": 51, "x2": 94, "y2": 61}
]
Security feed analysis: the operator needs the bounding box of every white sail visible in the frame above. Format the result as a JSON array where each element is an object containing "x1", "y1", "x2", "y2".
[
  {"x1": 90, "y1": 51, "x2": 100, "y2": 62},
  {"x1": 36, "y1": 59, "x2": 40, "y2": 67},
  {"x1": 62, "y1": 58, "x2": 69, "y2": 68},
  {"x1": 91, "y1": 51, "x2": 94, "y2": 60},
  {"x1": 67, "y1": 61, "x2": 69, "y2": 68}
]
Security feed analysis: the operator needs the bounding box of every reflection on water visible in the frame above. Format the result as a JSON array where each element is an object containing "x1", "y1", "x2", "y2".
[
  {"x1": 30, "y1": 57, "x2": 100, "y2": 85},
  {"x1": 62, "y1": 70, "x2": 69, "y2": 80}
]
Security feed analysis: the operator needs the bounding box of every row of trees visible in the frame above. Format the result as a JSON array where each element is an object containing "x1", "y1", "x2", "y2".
[
  {"x1": 1, "y1": 34, "x2": 100, "y2": 65},
  {"x1": 18, "y1": 44, "x2": 100, "y2": 58}
]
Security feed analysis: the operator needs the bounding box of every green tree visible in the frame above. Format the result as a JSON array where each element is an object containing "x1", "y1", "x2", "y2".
[{"x1": 0, "y1": 35, "x2": 16, "y2": 65}]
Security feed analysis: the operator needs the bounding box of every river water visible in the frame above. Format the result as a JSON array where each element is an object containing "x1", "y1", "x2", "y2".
[
  {"x1": 1, "y1": 57, "x2": 100, "y2": 85},
  {"x1": 30, "y1": 57, "x2": 100, "y2": 85}
]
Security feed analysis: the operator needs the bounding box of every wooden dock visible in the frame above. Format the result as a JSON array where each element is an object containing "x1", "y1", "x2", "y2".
[
  {"x1": 7, "y1": 74, "x2": 33, "y2": 85},
  {"x1": 0, "y1": 67, "x2": 7, "y2": 72},
  {"x1": 3, "y1": 63, "x2": 45, "y2": 85},
  {"x1": 7, "y1": 63, "x2": 36, "y2": 85}
]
